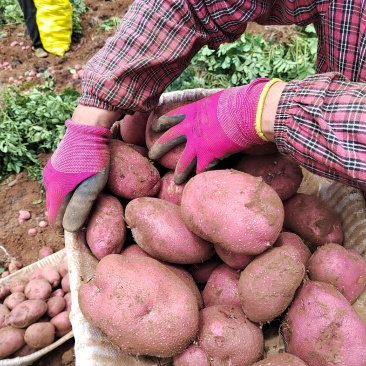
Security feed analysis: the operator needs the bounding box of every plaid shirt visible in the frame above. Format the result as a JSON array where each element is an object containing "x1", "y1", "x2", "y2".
[{"x1": 79, "y1": 0, "x2": 366, "y2": 189}]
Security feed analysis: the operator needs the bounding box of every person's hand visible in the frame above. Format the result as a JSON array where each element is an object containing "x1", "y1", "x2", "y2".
[
  {"x1": 148, "y1": 78, "x2": 280, "y2": 184},
  {"x1": 43, "y1": 119, "x2": 111, "y2": 235}
]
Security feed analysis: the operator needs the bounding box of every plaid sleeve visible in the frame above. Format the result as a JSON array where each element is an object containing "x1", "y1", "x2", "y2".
[
  {"x1": 78, "y1": 0, "x2": 326, "y2": 113},
  {"x1": 275, "y1": 72, "x2": 366, "y2": 191}
]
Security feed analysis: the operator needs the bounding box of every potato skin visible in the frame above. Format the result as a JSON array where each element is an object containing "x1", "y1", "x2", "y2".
[
  {"x1": 24, "y1": 278, "x2": 52, "y2": 300},
  {"x1": 308, "y1": 243, "x2": 366, "y2": 303},
  {"x1": 173, "y1": 345, "x2": 211, "y2": 366},
  {"x1": 198, "y1": 305, "x2": 264, "y2": 366},
  {"x1": 282, "y1": 280, "x2": 366, "y2": 366},
  {"x1": 273, "y1": 231, "x2": 312, "y2": 267},
  {"x1": 238, "y1": 247, "x2": 305, "y2": 324},
  {"x1": 24, "y1": 322, "x2": 56, "y2": 348},
  {"x1": 0, "y1": 326, "x2": 25, "y2": 359},
  {"x1": 107, "y1": 139, "x2": 161, "y2": 199},
  {"x1": 251, "y1": 352, "x2": 308, "y2": 366},
  {"x1": 283, "y1": 193, "x2": 343, "y2": 250},
  {"x1": 125, "y1": 197, "x2": 214, "y2": 264},
  {"x1": 233, "y1": 152, "x2": 303, "y2": 200},
  {"x1": 5, "y1": 299, "x2": 47, "y2": 328},
  {"x1": 181, "y1": 170, "x2": 284, "y2": 255},
  {"x1": 158, "y1": 170, "x2": 187, "y2": 205},
  {"x1": 202, "y1": 263, "x2": 241, "y2": 307},
  {"x1": 0, "y1": 305, "x2": 10, "y2": 329},
  {"x1": 78, "y1": 255, "x2": 199, "y2": 358},
  {"x1": 86, "y1": 193, "x2": 126, "y2": 260},
  {"x1": 119, "y1": 111, "x2": 149, "y2": 146}
]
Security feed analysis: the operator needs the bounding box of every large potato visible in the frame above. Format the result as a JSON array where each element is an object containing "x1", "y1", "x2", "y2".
[
  {"x1": 86, "y1": 193, "x2": 126, "y2": 260},
  {"x1": 125, "y1": 197, "x2": 214, "y2": 264},
  {"x1": 181, "y1": 169, "x2": 284, "y2": 255},
  {"x1": 283, "y1": 193, "x2": 344, "y2": 250},
  {"x1": 197, "y1": 304, "x2": 264, "y2": 366},
  {"x1": 107, "y1": 139, "x2": 161, "y2": 199},
  {"x1": 5, "y1": 299, "x2": 47, "y2": 328},
  {"x1": 78, "y1": 255, "x2": 200, "y2": 358},
  {"x1": 282, "y1": 280, "x2": 366, "y2": 366},
  {"x1": 238, "y1": 246, "x2": 305, "y2": 324}
]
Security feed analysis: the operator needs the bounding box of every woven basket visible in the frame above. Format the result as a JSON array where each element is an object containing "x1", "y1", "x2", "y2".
[
  {"x1": 65, "y1": 89, "x2": 366, "y2": 366},
  {"x1": 0, "y1": 249, "x2": 73, "y2": 366}
]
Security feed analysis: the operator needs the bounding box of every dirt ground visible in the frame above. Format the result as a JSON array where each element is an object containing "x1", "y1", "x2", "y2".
[{"x1": 0, "y1": 2, "x2": 276, "y2": 364}]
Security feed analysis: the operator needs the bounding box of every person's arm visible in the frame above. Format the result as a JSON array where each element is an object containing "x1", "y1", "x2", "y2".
[{"x1": 273, "y1": 72, "x2": 366, "y2": 191}]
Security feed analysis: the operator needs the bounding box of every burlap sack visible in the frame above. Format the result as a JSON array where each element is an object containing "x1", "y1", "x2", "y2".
[{"x1": 65, "y1": 89, "x2": 366, "y2": 366}]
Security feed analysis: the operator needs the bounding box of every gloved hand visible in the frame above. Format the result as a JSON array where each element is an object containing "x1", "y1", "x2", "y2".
[
  {"x1": 43, "y1": 119, "x2": 111, "y2": 235},
  {"x1": 148, "y1": 78, "x2": 280, "y2": 184}
]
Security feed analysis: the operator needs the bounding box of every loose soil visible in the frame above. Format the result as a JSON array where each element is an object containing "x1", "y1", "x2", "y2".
[{"x1": 0, "y1": 3, "x2": 277, "y2": 364}]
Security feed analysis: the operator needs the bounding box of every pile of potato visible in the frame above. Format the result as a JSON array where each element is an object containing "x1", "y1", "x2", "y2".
[
  {"x1": 78, "y1": 95, "x2": 366, "y2": 366},
  {"x1": 0, "y1": 254, "x2": 72, "y2": 359}
]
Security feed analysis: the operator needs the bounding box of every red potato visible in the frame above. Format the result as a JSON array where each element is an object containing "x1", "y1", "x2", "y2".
[
  {"x1": 24, "y1": 322, "x2": 56, "y2": 348},
  {"x1": 238, "y1": 246, "x2": 305, "y2": 324},
  {"x1": 214, "y1": 243, "x2": 255, "y2": 270},
  {"x1": 157, "y1": 170, "x2": 187, "y2": 205},
  {"x1": 28, "y1": 268, "x2": 43, "y2": 281},
  {"x1": 3, "y1": 291, "x2": 27, "y2": 310},
  {"x1": 40, "y1": 265, "x2": 61, "y2": 288},
  {"x1": 164, "y1": 264, "x2": 203, "y2": 310},
  {"x1": 308, "y1": 243, "x2": 366, "y2": 303},
  {"x1": 51, "y1": 288, "x2": 64, "y2": 298},
  {"x1": 10, "y1": 343, "x2": 38, "y2": 358},
  {"x1": 180, "y1": 169, "x2": 284, "y2": 255},
  {"x1": 173, "y1": 345, "x2": 211, "y2": 366},
  {"x1": 251, "y1": 352, "x2": 308, "y2": 366},
  {"x1": 58, "y1": 259, "x2": 69, "y2": 278},
  {"x1": 0, "y1": 304, "x2": 10, "y2": 329},
  {"x1": 107, "y1": 139, "x2": 161, "y2": 200},
  {"x1": 120, "y1": 243, "x2": 153, "y2": 259},
  {"x1": 38, "y1": 246, "x2": 54, "y2": 259},
  {"x1": 86, "y1": 193, "x2": 126, "y2": 260},
  {"x1": 125, "y1": 197, "x2": 214, "y2": 264},
  {"x1": 8, "y1": 260, "x2": 23, "y2": 274},
  {"x1": 61, "y1": 273, "x2": 70, "y2": 293},
  {"x1": 282, "y1": 280, "x2": 366, "y2": 366},
  {"x1": 0, "y1": 327, "x2": 25, "y2": 360},
  {"x1": 119, "y1": 111, "x2": 150, "y2": 146},
  {"x1": 50, "y1": 311, "x2": 72, "y2": 337},
  {"x1": 64, "y1": 292, "x2": 72, "y2": 312},
  {"x1": 126, "y1": 143, "x2": 149, "y2": 158},
  {"x1": 273, "y1": 231, "x2": 312, "y2": 266},
  {"x1": 283, "y1": 193, "x2": 344, "y2": 250},
  {"x1": 24, "y1": 278, "x2": 52, "y2": 300},
  {"x1": 198, "y1": 305, "x2": 264, "y2": 366},
  {"x1": 188, "y1": 256, "x2": 223, "y2": 285},
  {"x1": 202, "y1": 263, "x2": 241, "y2": 307},
  {"x1": 9, "y1": 278, "x2": 28, "y2": 293},
  {"x1": 6, "y1": 299, "x2": 48, "y2": 328},
  {"x1": 233, "y1": 152, "x2": 303, "y2": 200},
  {"x1": 0, "y1": 285, "x2": 10, "y2": 300},
  {"x1": 78, "y1": 255, "x2": 199, "y2": 358},
  {"x1": 47, "y1": 296, "x2": 66, "y2": 318}
]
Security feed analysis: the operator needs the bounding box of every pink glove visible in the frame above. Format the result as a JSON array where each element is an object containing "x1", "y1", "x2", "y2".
[
  {"x1": 148, "y1": 78, "x2": 275, "y2": 184},
  {"x1": 43, "y1": 120, "x2": 110, "y2": 234}
]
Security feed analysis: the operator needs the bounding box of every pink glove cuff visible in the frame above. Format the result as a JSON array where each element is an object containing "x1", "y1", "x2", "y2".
[{"x1": 218, "y1": 78, "x2": 270, "y2": 147}]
